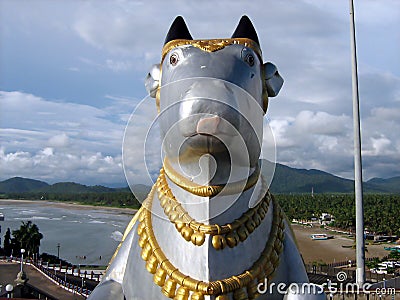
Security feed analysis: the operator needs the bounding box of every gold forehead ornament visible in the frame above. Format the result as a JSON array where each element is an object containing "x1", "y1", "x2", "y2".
[{"x1": 161, "y1": 38, "x2": 262, "y2": 63}]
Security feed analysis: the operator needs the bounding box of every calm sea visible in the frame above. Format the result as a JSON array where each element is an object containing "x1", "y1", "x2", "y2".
[{"x1": 0, "y1": 200, "x2": 134, "y2": 265}]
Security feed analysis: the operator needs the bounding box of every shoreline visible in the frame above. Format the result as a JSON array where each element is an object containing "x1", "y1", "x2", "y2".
[
  {"x1": 0, "y1": 199, "x2": 138, "y2": 215},
  {"x1": 1, "y1": 199, "x2": 393, "y2": 265}
]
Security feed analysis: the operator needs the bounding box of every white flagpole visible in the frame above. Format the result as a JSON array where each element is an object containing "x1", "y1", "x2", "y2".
[{"x1": 349, "y1": 0, "x2": 365, "y2": 285}]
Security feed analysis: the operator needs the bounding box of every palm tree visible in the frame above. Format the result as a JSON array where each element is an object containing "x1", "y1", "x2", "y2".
[
  {"x1": 12, "y1": 221, "x2": 43, "y2": 257},
  {"x1": 3, "y1": 228, "x2": 12, "y2": 256}
]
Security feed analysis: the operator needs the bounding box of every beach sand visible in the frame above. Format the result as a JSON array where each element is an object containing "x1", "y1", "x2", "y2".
[
  {"x1": 292, "y1": 224, "x2": 391, "y2": 264},
  {"x1": 0, "y1": 199, "x2": 137, "y2": 215}
]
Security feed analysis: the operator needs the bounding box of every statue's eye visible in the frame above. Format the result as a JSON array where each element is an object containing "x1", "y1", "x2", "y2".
[
  {"x1": 241, "y1": 48, "x2": 255, "y2": 67},
  {"x1": 170, "y1": 52, "x2": 179, "y2": 66},
  {"x1": 245, "y1": 54, "x2": 254, "y2": 67}
]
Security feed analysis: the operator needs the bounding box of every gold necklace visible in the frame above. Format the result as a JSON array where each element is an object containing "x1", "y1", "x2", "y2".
[
  {"x1": 137, "y1": 178, "x2": 285, "y2": 300},
  {"x1": 163, "y1": 158, "x2": 260, "y2": 197},
  {"x1": 155, "y1": 168, "x2": 271, "y2": 250}
]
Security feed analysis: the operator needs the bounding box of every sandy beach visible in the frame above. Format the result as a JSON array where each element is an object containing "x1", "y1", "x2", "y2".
[
  {"x1": 292, "y1": 224, "x2": 392, "y2": 264},
  {"x1": 0, "y1": 199, "x2": 137, "y2": 215}
]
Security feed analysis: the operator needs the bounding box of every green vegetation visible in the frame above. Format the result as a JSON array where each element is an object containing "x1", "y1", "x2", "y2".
[
  {"x1": 0, "y1": 177, "x2": 146, "y2": 208},
  {"x1": 1, "y1": 221, "x2": 43, "y2": 257},
  {"x1": 388, "y1": 250, "x2": 400, "y2": 260},
  {"x1": 2, "y1": 191, "x2": 142, "y2": 209},
  {"x1": 366, "y1": 257, "x2": 380, "y2": 270},
  {"x1": 275, "y1": 194, "x2": 400, "y2": 236}
]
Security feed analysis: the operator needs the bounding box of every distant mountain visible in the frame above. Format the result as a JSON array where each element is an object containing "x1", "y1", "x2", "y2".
[
  {"x1": 266, "y1": 161, "x2": 399, "y2": 194},
  {"x1": 366, "y1": 176, "x2": 400, "y2": 193},
  {"x1": 268, "y1": 162, "x2": 355, "y2": 194},
  {"x1": 0, "y1": 177, "x2": 49, "y2": 193},
  {"x1": 0, "y1": 164, "x2": 399, "y2": 195},
  {"x1": 37, "y1": 182, "x2": 115, "y2": 194}
]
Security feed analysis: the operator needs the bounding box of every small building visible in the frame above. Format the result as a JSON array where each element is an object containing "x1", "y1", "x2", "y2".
[
  {"x1": 374, "y1": 235, "x2": 398, "y2": 242},
  {"x1": 319, "y1": 213, "x2": 335, "y2": 225}
]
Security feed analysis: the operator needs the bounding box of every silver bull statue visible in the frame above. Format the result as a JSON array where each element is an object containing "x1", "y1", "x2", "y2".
[{"x1": 89, "y1": 16, "x2": 326, "y2": 300}]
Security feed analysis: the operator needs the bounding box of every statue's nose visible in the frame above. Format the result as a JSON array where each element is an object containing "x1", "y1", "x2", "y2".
[{"x1": 196, "y1": 116, "x2": 220, "y2": 135}]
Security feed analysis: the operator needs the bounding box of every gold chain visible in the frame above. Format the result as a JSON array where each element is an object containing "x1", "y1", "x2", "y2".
[
  {"x1": 157, "y1": 168, "x2": 271, "y2": 249},
  {"x1": 137, "y1": 174, "x2": 285, "y2": 300},
  {"x1": 163, "y1": 158, "x2": 260, "y2": 197}
]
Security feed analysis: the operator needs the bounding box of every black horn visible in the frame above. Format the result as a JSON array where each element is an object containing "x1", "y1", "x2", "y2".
[
  {"x1": 164, "y1": 16, "x2": 193, "y2": 45},
  {"x1": 231, "y1": 15, "x2": 259, "y2": 45}
]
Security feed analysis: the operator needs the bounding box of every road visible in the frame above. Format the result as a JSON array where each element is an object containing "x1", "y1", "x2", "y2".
[{"x1": 0, "y1": 261, "x2": 85, "y2": 300}]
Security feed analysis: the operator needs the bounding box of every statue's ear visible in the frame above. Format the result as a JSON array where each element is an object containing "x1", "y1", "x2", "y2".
[
  {"x1": 145, "y1": 64, "x2": 161, "y2": 98},
  {"x1": 231, "y1": 15, "x2": 259, "y2": 46},
  {"x1": 263, "y1": 62, "x2": 284, "y2": 97},
  {"x1": 164, "y1": 16, "x2": 193, "y2": 45}
]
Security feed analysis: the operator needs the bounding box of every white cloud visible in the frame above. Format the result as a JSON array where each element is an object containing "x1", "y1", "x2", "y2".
[
  {"x1": 0, "y1": 91, "x2": 137, "y2": 185},
  {"x1": 48, "y1": 133, "x2": 69, "y2": 148},
  {"x1": 0, "y1": 146, "x2": 124, "y2": 186},
  {"x1": 41, "y1": 147, "x2": 54, "y2": 156},
  {"x1": 105, "y1": 59, "x2": 132, "y2": 72}
]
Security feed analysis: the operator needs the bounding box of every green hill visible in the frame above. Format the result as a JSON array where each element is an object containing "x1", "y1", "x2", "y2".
[
  {"x1": 268, "y1": 162, "x2": 354, "y2": 193},
  {"x1": 37, "y1": 182, "x2": 115, "y2": 194},
  {"x1": 266, "y1": 161, "x2": 398, "y2": 194},
  {"x1": 0, "y1": 177, "x2": 49, "y2": 193},
  {"x1": 366, "y1": 176, "x2": 400, "y2": 193}
]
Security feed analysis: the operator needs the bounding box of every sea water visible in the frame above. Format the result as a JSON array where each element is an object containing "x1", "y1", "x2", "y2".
[{"x1": 0, "y1": 200, "x2": 133, "y2": 265}]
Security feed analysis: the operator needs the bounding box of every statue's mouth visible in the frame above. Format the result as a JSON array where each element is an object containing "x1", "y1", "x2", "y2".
[{"x1": 181, "y1": 116, "x2": 238, "y2": 139}]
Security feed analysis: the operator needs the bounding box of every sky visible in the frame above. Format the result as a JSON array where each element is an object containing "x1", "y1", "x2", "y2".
[{"x1": 0, "y1": 0, "x2": 399, "y2": 187}]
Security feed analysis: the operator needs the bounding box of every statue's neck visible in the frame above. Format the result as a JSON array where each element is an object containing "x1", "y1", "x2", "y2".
[{"x1": 164, "y1": 156, "x2": 262, "y2": 223}]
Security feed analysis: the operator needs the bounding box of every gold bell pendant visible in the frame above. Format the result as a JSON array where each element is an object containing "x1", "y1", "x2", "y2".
[
  {"x1": 181, "y1": 226, "x2": 194, "y2": 242},
  {"x1": 145, "y1": 254, "x2": 158, "y2": 274},
  {"x1": 191, "y1": 231, "x2": 206, "y2": 246},
  {"x1": 245, "y1": 218, "x2": 256, "y2": 234},
  {"x1": 212, "y1": 235, "x2": 227, "y2": 250},
  {"x1": 162, "y1": 278, "x2": 177, "y2": 298},
  {"x1": 140, "y1": 242, "x2": 152, "y2": 261},
  {"x1": 153, "y1": 267, "x2": 167, "y2": 287},
  {"x1": 174, "y1": 286, "x2": 190, "y2": 300},
  {"x1": 175, "y1": 220, "x2": 186, "y2": 232},
  {"x1": 237, "y1": 226, "x2": 249, "y2": 242},
  {"x1": 138, "y1": 231, "x2": 148, "y2": 248},
  {"x1": 137, "y1": 221, "x2": 146, "y2": 235},
  {"x1": 190, "y1": 292, "x2": 205, "y2": 300},
  {"x1": 252, "y1": 212, "x2": 262, "y2": 227},
  {"x1": 225, "y1": 231, "x2": 240, "y2": 248},
  {"x1": 216, "y1": 295, "x2": 230, "y2": 300}
]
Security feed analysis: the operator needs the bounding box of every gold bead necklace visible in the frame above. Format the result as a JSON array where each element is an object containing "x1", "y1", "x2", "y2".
[
  {"x1": 137, "y1": 175, "x2": 285, "y2": 300},
  {"x1": 163, "y1": 158, "x2": 260, "y2": 197},
  {"x1": 156, "y1": 168, "x2": 271, "y2": 249}
]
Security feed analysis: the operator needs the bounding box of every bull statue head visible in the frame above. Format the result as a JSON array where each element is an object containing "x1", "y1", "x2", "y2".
[{"x1": 145, "y1": 16, "x2": 283, "y2": 182}]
